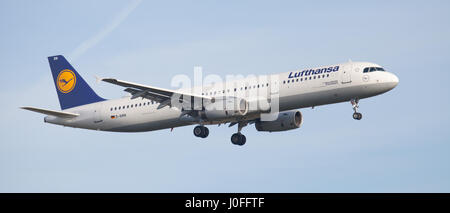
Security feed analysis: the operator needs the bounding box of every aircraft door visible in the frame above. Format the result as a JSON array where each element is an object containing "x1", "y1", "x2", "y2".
[
  {"x1": 93, "y1": 104, "x2": 103, "y2": 124},
  {"x1": 268, "y1": 77, "x2": 280, "y2": 112},
  {"x1": 341, "y1": 64, "x2": 352, "y2": 84}
]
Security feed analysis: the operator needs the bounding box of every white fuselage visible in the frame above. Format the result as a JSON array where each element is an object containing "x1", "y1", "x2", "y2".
[{"x1": 44, "y1": 62, "x2": 399, "y2": 132}]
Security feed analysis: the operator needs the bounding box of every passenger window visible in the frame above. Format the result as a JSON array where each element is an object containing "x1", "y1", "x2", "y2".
[
  {"x1": 363, "y1": 68, "x2": 369, "y2": 73},
  {"x1": 370, "y1": 67, "x2": 376, "y2": 72},
  {"x1": 266, "y1": 83, "x2": 269, "y2": 86},
  {"x1": 283, "y1": 81, "x2": 286, "y2": 84},
  {"x1": 327, "y1": 74, "x2": 329, "y2": 77},
  {"x1": 376, "y1": 67, "x2": 385, "y2": 71},
  {"x1": 234, "y1": 88, "x2": 237, "y2": 91}
]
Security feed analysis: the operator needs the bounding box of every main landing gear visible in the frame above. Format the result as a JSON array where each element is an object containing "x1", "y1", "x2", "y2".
[
  {"x1": 351, "y1": 98, "x2": 362, "y2": 120},
  {"x1": 193, "y1": 125, "x2": 209, "y2": 138},
  {"x1": 193, "y1": 122, "x2": 248, "y2": 146},
  {"x1": 230, "y1": 122, "x2": 247, "y2": 146},
  {"x1": 231, "y1": 133, "x2": 246, "y2": 146}
]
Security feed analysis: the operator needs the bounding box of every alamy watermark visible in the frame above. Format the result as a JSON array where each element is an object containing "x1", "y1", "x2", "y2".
[{"x1": 169, "y1": 66, "x2": 280, "y2": 121}]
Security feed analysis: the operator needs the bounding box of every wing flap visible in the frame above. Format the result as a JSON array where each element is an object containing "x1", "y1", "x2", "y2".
[
  {"x1": 124, "y1": 88, "x2": 169, "y2": 102},
  {"x1": 103, "y1": 78, "x2": 176, "y2": 97},
  {"x1": 21, "y1": 106, "x2": 79, "y2": 118},
  {"x1": 102, "y1": 78, "x2": 209, "y2": 104}
]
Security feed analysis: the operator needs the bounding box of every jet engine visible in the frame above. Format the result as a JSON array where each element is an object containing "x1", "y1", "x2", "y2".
[
  {"x1": 255, "y1": 110, "x2": 302, "y2": 132},
  {"x1": 201, "y1": 97, "x2": 248, "y2": 120}
]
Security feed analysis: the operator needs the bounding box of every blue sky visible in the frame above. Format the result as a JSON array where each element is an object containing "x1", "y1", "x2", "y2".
[{"x1": 1, "y1": 0, "x2": 449, "y2": 192}]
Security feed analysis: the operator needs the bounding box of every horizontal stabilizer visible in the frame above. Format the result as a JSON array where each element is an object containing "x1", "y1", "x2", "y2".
[{"x1": 21, "y1": 106, "x2": 79, "y2": 118}]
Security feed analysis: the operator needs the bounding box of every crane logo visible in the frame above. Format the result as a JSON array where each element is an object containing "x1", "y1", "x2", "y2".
[{"x1": 57, "y1": 69, "x2": 76, "y2": 93}]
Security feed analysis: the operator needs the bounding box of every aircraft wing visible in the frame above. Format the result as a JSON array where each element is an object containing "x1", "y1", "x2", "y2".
[
  {"x1": 102, "y1": 78, "x2": 209, "y2": 109},
  {"x1": 21, "y1": 106, "x2": 79, "y2": 118}
]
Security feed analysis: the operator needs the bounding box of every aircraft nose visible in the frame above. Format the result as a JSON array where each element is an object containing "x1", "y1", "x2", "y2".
[
  {"x1": 385, "y1": 72, "x2": 399, "y2": 91},
  {"x1": 391, "y1": 73, "x2": 399, "y2": 87}
]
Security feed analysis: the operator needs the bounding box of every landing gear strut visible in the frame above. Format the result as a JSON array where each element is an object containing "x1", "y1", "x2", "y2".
[
  {"x1": 230, "y1": 122, "x2": 247, "y2": 146},
  {"x1": 351, "y1": 98, "x2": 362, "y2": 120},
  {"x1": 193, "y1": 125, "x2": 209, "y2": 138}
]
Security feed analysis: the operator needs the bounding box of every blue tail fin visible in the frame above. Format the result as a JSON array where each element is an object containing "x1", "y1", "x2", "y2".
[{"x1": 48, "y1": 55, "x2": 105, "y2": 110}]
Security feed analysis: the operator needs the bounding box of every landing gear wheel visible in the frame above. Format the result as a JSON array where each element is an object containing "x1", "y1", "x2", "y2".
[
  {"x1": 193, "y1": 126, "x2": 203, "y2": 137},
  {"x1": 240, "y1": 134, "x2": 246, "y2": 145},
  {"x1": 201, "y1": 127, "x2": 209, "y2": 138},
  {"x1": 193, "y1": 126, "x2": 209, "y2": 138},
  {"x1": 231, "y1": 133, "x2": 246, "y2": 146},
  {"x1": 231, "y1": 133, "x2": 240, "y2": 144},
  {"x1": 353, "y1": 112, "x2": 362, "y2": 120}
]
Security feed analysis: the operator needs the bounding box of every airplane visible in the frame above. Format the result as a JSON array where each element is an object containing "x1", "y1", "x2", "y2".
[{"x1": 22, "y1": 55, "x2": 399, "y2": 146}]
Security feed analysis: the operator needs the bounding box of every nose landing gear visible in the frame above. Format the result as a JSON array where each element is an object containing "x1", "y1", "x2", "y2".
[
  {"x1": 351, "y1": 99, "x2": 362, "y2": 120},
  {"x1": 193, "y1": 125, "x2": 209, "y2": 138},
  {"x1": 353, "y1": 112, "x2": 362, "y2": 120}
]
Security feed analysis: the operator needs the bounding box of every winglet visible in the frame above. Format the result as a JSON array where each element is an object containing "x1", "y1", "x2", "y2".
[{"x1": 95, "y1": 75, "x2": 103, "y2": 84}]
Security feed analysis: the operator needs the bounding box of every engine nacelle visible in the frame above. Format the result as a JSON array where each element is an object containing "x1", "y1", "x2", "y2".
[
  {"x1": 202, "y1": 97, "x2": 248, "y2": 121},
  {"x1": 255, "y1": 110, "x2": 303, "y2": 132}
]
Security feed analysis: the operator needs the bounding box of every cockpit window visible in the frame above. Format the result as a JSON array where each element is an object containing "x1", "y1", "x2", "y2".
[{"x1": 363, "y1": 67, "x2": 385, "y2": 73}]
